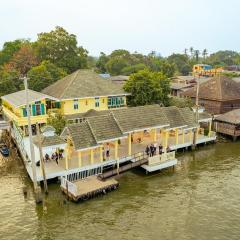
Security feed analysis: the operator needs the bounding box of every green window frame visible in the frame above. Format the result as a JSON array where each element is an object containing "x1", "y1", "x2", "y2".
[{"x1": 95, "y1": 98, "x2": 100, "y2": 108}]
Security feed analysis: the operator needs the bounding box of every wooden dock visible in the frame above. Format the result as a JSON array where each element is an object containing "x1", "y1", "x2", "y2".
[{"x1": 61, "y1": 176, "x2": 119, "y2": 202}]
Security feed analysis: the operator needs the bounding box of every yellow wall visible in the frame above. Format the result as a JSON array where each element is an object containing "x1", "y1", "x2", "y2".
[
  {"x1": 61, "y1": 96, "x2": 125, "y2": 115},
  {"x1": 2, "y1": 99, "x2": 48, "y2": 127}
]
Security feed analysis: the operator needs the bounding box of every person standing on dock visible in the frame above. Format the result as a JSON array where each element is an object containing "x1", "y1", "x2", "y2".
[
  {"x1": 106, "y1": 143, "x2": 110, "y2": 159},
  {"x1": 145, "y1": 145, "x2": 150, "y2": 156},
  {"x1": 159, "y1": 144, "x2": 163, "y2": 155}
]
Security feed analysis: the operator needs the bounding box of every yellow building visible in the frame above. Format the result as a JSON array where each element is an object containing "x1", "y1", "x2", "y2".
[
  {"x1": 1, "y1": 69, "x2": 128, "y2": 133},
  {"x1": 193, "y1": 64, "x2": 223, "y2": 77}
]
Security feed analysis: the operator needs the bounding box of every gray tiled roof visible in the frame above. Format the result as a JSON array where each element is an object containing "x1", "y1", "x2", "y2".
[
  {"x1": 1, "y1": 90, "x2": 57, "y2": 108},
  {"x1": 61, "y1": 105, "x2": 198, "y2": 150},
  {"x1": 42, "y1": 69, "x2": 128, "y2": 99},
  {"x1": 33, "y1": 135, "x2": 66, "y2": 147},
  {"x1": 67, "y1": 122, "x2": 98, "y2": 150},
  {"x1": 215, "y1": 109, "x2": 240, "y2": 124},
  {"x1": 112, "y1": 105, "x2": 169, "y2": 132},
  {"x1": 162, "y1": 106, "x2": 188, "y2": 129},
  {"x1": 87, "y1": 114, "x2": 123, "y2": 142}
]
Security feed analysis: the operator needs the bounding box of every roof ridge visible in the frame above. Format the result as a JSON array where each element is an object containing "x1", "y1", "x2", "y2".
[
  {"x1": 109, "y1": 111, "x2": 124, "y2": 134},
  {"x1": 59, "y1": 70, "x2": 80, "y2": 99},
  {"x1": 86, "y1": 119, "x2": 98, "y2": 143},
  {"x1": 217, "y1": 75, "x2": 223, "y2": 99}
]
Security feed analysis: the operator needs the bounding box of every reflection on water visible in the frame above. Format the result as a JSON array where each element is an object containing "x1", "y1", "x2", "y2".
[{"x1": 1, "y1": 142, "x2": 240, "y2": 240}]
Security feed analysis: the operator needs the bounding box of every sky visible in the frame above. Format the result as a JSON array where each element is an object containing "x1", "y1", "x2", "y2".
[{"x1": 0, "y1": 0, "x2": 240, "y2": 57}]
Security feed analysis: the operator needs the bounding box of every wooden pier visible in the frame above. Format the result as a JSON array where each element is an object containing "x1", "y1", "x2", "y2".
[{"x1": 60, "y1": 175, "x2": 119, "y2": 202}]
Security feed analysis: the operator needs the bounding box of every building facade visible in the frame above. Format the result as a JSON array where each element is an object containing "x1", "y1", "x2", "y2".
[{"x1": 1, "y1": 69, "x2": 128, "y2": 133}]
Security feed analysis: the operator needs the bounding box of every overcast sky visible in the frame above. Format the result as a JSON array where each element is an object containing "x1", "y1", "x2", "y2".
[{"x1": 0, "y1": 0, "x2": 239, "y2": 56}]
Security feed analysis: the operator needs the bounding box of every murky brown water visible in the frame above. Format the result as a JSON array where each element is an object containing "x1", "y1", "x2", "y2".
[{"x1": 1, "y1": 141, "x2": 240, "y2": 240}]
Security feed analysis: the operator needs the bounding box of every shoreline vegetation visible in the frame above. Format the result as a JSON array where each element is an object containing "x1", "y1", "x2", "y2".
[{"x1": 0, "y1": 26, "x2": 240, "y2": 108}]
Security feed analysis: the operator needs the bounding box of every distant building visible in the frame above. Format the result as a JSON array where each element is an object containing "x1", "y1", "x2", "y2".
[
  {"x1": 193, "y1": 64, "x2": 223, "y2": 77},
  {"x1": 215, "y1": 109, "x2": 240, "y2": 141},
  {"x1": 182, "y1": 75, "x2": 240, "y2": 114},
  {"x1": 170, "y1": 82, "x2": 193, "y2": 97},
  {"x1": 108, "y1": 75, "x2": 129, "y2": 84}
]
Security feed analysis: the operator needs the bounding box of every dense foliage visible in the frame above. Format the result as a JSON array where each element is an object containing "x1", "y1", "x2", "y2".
[
  {"x1": 1, "y1": 26, "x2": 240, "y2": 107},
  {"x1": 0, "y1": 26, "x2": 88, "y2": 96},
  {"x1": 123, "y1": 69, "x2": 170, "y2": 106}
]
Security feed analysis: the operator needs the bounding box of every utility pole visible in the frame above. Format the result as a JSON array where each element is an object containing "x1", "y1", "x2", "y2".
[
  {"x1": 193, "y1": 74, "x2": 200, "y2": 148},
  {"x1": 36, "y1": 123, "x2": 48, "y2": 194},
  {"x1": 23, "y1": 77, "x2": 42, "y2": 203}
]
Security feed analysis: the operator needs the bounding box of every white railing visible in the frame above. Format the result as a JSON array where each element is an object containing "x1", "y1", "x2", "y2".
[
  {"x1": 148, "y1": 151, "x2": 176, "y2": 166},
  {"x1": 11, "y1": 122, "x2": 29, "y2": 162},
  {"x1": 61, "y1": 177, "x2": 77, "y2": 196}
]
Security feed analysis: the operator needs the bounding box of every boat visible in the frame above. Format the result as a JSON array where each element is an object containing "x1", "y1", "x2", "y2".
[{"x1": 0, "y1": 145, "x2": 9, "y2": 157}]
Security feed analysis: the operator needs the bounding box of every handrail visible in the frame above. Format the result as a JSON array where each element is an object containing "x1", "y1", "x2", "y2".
[{"x1": 61, "y1": 177, "x2": 77, "y2": 196}]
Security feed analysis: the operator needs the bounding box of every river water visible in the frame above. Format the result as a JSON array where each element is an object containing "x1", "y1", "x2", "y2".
[{"x1": 1, "y1": 141, "x2": 240, "y2": 240}]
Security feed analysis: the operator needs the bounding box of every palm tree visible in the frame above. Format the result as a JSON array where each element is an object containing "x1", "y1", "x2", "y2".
[
  {"x1": 189, "y1": 47, "x2": 194, "y2": 58},
  {"x1": 194, "y1": 50, "x2": 200, "y2": 63},
  {"x1": 202, "y1": 49, "x2": 208, "y2": 60},
  {"x1": 184, "y1": 48, "x2": 188, "y2": 56}
]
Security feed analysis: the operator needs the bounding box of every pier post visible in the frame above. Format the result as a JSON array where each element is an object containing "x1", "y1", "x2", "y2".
[{"x1": 128, "y1": 133, "x2": 132, "y2": 156}]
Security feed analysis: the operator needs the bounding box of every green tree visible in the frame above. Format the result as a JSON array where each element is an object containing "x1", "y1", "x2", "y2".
[
  {"x1": 121, "y1": 63, "x2": 147, "y2": 75},
  {"x1": 27, "y1": 61, "x2": 67, "y2": 91},
  {"x1": 35, "y1": 26, "x2": 88, "y2": 73},
  {"x1": 6, "y1": 43, "x2": 39, "y2": 75},
  {"x1": 123, "y1": 69, "x2": 170, "y2": 106},
  {"x1": 0, "y1": 39, "x2": 28, "y2": 66},
  {"x1": 167, "y1": 54, "x2": 191, "y2": 75},
  {"x1": 0, "y1": 67, "x2": 20, "y2": 97},
  {"x1": 169, "y1": 96, "x2": 193, "y2": 108},
  {"x1": 47, "y1": 112, "x2": 66, "y2": 135},
  {"x1": 206, "y1": 50, "x2": 239, "y2": 66},
  {"x1": 95, "y1": 52, "x2": 109, "y2": 73},
  {"x1": 106, "y1": 57, "x2": 130, "y2": 75}
]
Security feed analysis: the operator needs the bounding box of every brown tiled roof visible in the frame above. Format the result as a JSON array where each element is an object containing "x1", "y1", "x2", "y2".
[
  {"x1": 42, "y1": 69, "x2": 127, "y2": 99},
  {"x1": 215, "y1": 109, "x2": 240, "y2": 124},
  {"x1": 182, "y1": 75, "x2": 240, "y2": 101}
]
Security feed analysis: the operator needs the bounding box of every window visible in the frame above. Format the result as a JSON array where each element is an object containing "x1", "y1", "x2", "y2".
[
  {"x1": 73, "y1": 99, "x2": 78, "y2": 110},
  {"x1": 108, "y1": 96, "x2": 125, "y2": 109},
  {"x1": 95, "y1": 97, "x2": 100, "y2": 108}
]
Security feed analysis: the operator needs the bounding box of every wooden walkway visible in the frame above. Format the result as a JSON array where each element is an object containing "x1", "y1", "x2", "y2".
[
  {"x1": 61, "y1": 176, "x2": 119, "y2": 202},
  {"x1": 99, "y1": 152, "x2": 148, "y2": 180}
]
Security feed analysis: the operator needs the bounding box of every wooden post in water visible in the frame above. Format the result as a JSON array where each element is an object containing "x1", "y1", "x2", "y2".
[{"x1": 36, "y1": 123, "x2": 48, "y2": 194}]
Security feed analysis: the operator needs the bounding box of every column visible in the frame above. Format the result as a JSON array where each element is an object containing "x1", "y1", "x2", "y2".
[
  {"x1": 64, "y1": 146, "x2": 69, "y2": 170},
  {"x1": 175, "y1": 129, "x2": 179, "y2": 145},
  {"x1": 189, "y1": 129, "x2": 193, "y2": 143},
  {"x1": 128, "y1": 133, "x2": 132, "y2": 156},
  {"x1": 90, "y1": 149, "x2": 94, "y2": 164},
  {"x1": 182, "y1": 129, "x2": 185, "y2": 144},
  {"x1": 208, "y1": 121, "x2": 212, "y2": 137},
  {"x1": 153, "y1": 129, "x2": 157, "y2": 142},
  {"x1": 99, "y1": 146, "x2": 103, "y2": 162},
  {"x1": 115, "y1": 140, "x2": 118, "y2": 159},
  {"x1": 78, "y1": 151, "x2": 82, "y2": 168}
]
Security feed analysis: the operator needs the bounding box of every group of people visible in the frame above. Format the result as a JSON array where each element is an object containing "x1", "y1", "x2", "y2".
[
  {"x1": 145, "y1": 143, "x2": 171, "y2": 157},
  {"x1": 44, "y1": 151, "x2": 63, "y2": 164}
]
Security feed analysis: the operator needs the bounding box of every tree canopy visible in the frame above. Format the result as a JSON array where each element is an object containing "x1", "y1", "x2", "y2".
[{"x1": 123, "y1": 69, "x2": 170, "y2": 106}]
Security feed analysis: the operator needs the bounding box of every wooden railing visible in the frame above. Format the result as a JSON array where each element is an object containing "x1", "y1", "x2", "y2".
[
  {"x1": 148, "y1": 151, "x2": 176, "y2": 166},
  {"x1": 61, "y1": 177, "x2": 77, "y2": 196}
]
